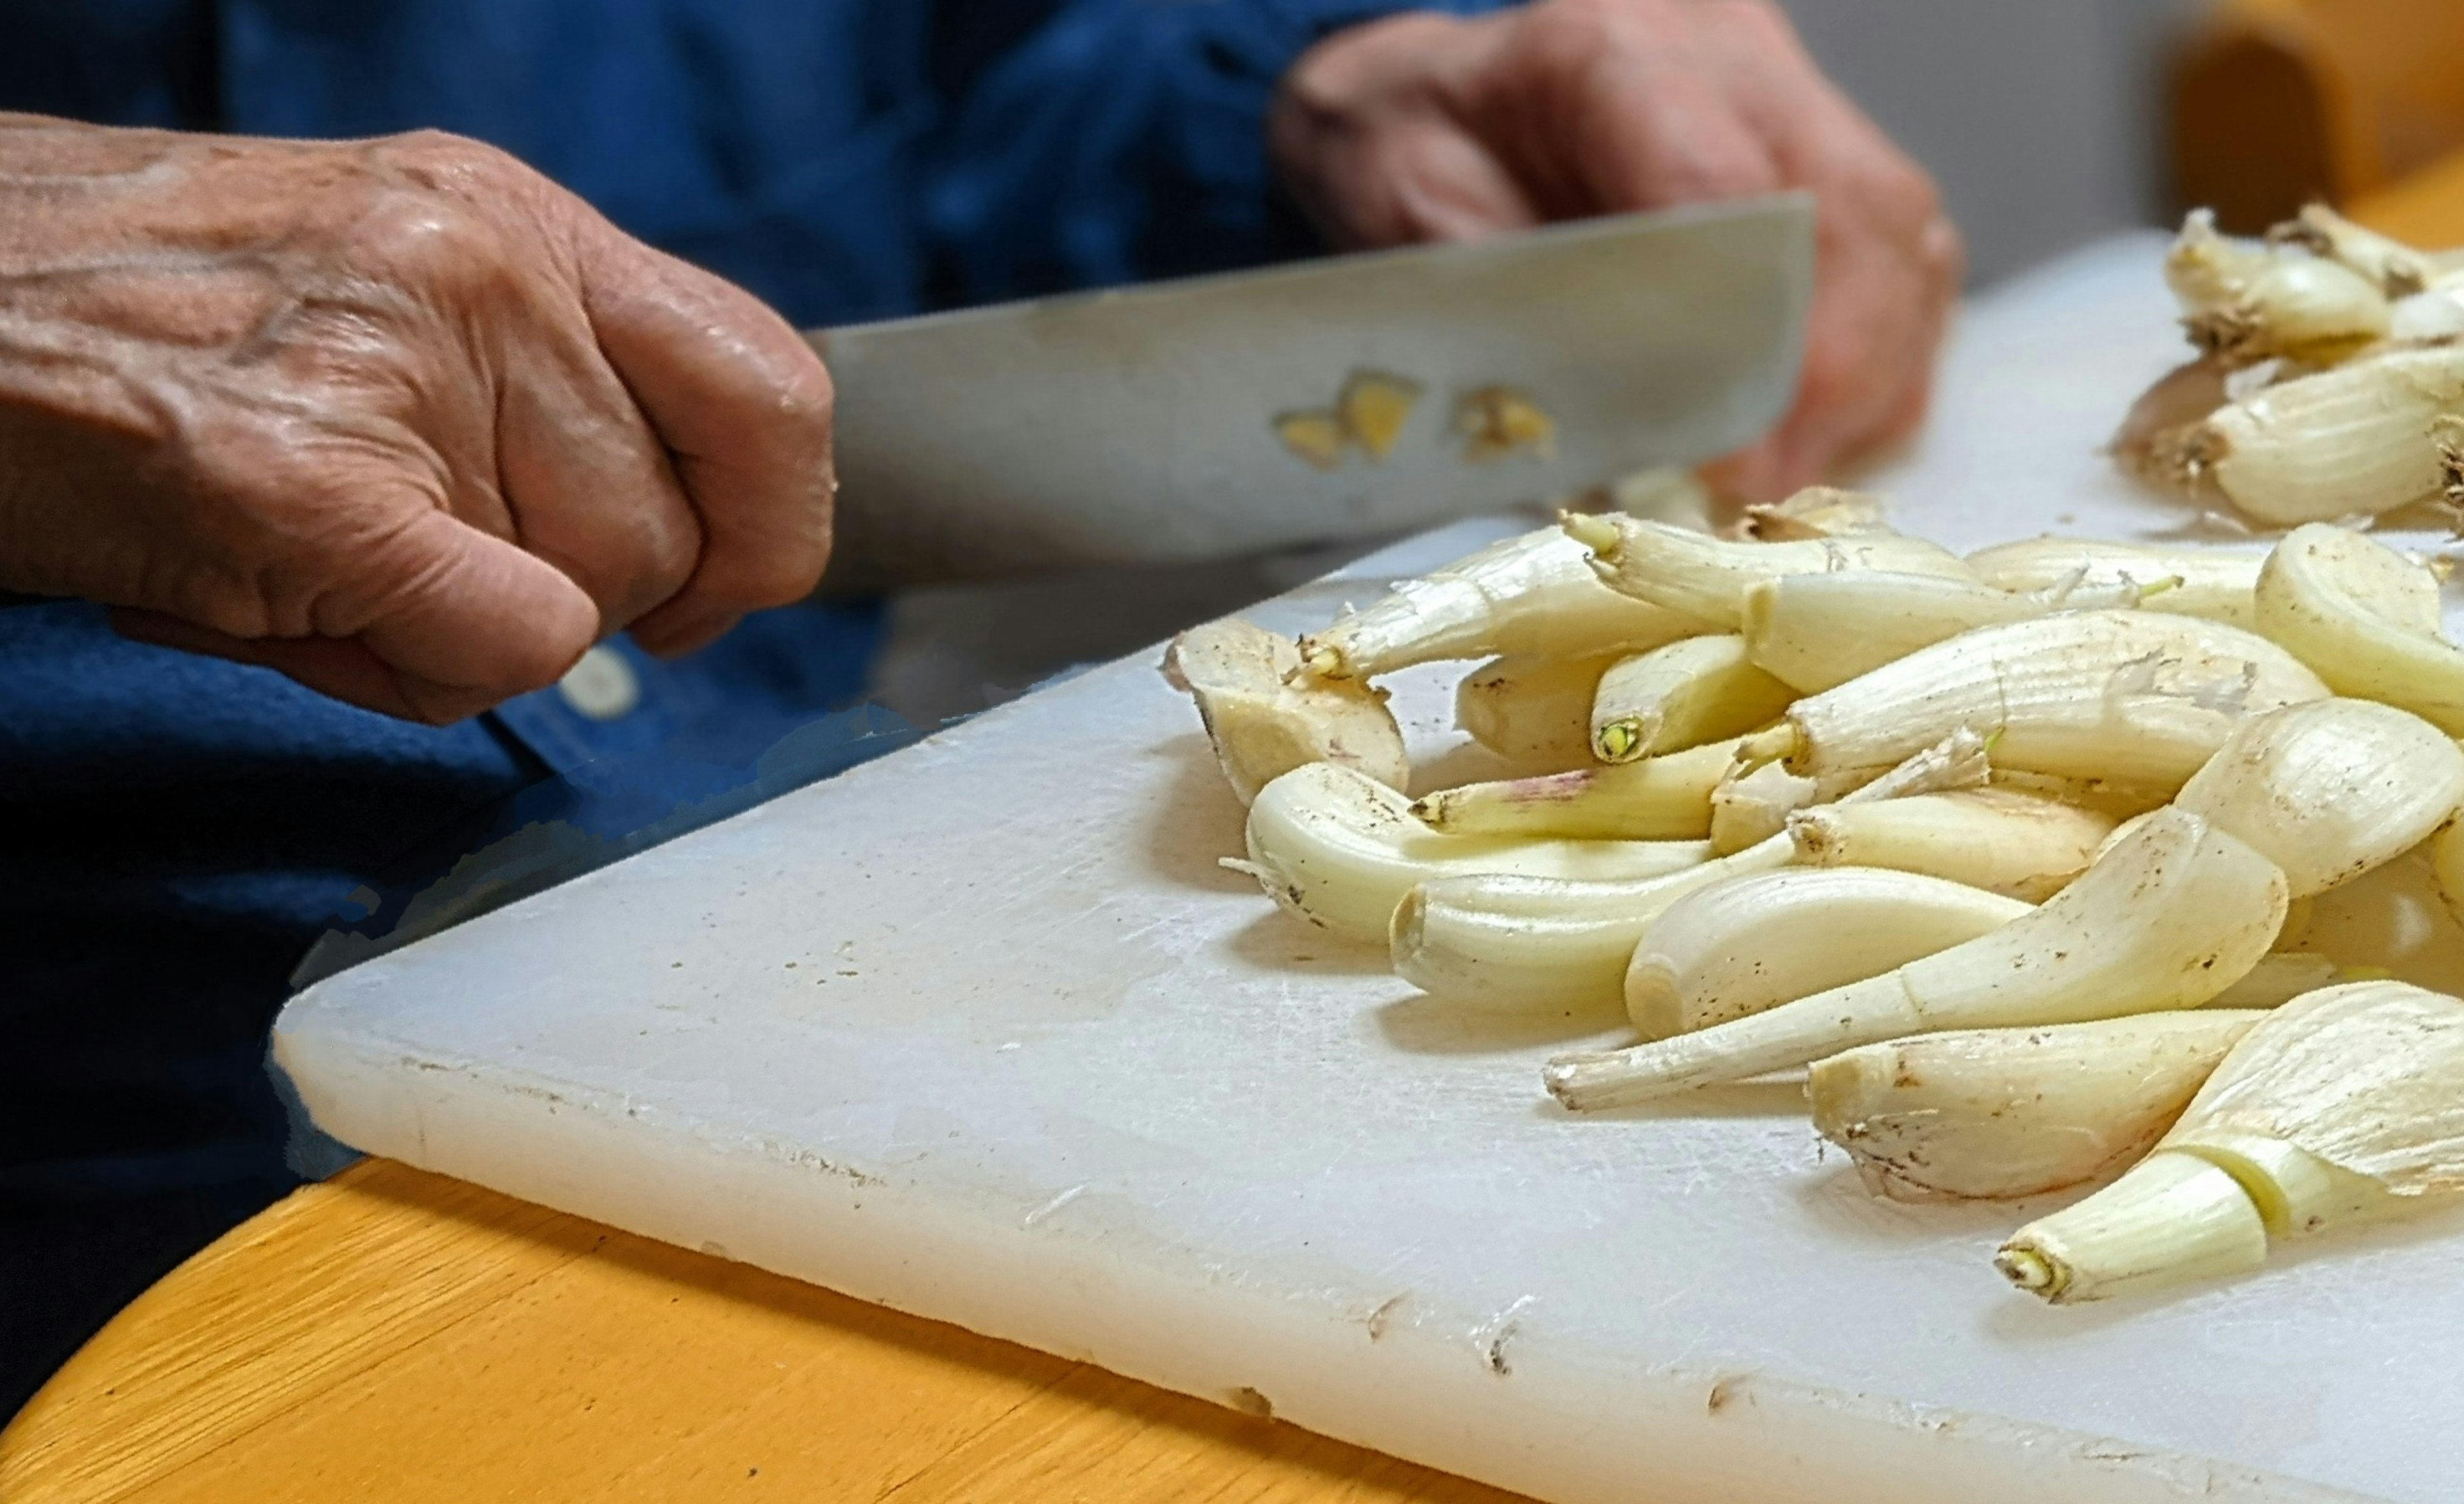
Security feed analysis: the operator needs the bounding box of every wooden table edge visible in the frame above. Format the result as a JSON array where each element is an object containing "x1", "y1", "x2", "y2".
[{"x1": 1, "y1": 1158, "x2": 1527, "y2": 1503}]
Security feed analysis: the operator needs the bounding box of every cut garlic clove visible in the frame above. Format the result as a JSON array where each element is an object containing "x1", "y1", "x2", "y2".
[
  {"x1": 2187, "y1": 346, "x2": 2464, "y2": 524},
  {"x1": 2173, "y1": 698, "x2": 2464, "y2": 897},
  {"x1": 1810, "y1": 1009, "x2": 2266, "y2": 1203},
  {"x1": 1240, "y1": 763, "x2": 1709, "y2": 944},
  {"x1": 1336, "y1": 370, "x2": 1421, "y2": 461},
  {"x1": 1628, "y1": 867, "x2": 2028, "y2": 1041},
  {"x1": 1544, "y1": 807, "x2": 2288, "y2": 1110},
  {"x1": 1963, "y1": 537, "x2": 2261, "y2": 627},
  {"x1": 1561, "y1": 513, "x2": 1974, "y2": 630},
  {"x1": 1765, "y1": 610, "x2": 2328, "y2": 788},
  {"x1": 1296, "y1": 527, "x2": 1707, "y2": 681},
  {"x1": 1786, "y1": 787, "x2": 2115, "y2": 902},
  {"x1": 1455, "y1": 653, "x2": 1620, "y2": 771},
  {"x1": 1410, "y1": 737, "x2": 1736, "y2": 841},
  {"x1": 2253, "y1": 522, "x2": 2464, "y2": 734},
  {"x1": 2000, "y1": 979, "x2": 2464, "y2": 1303},
  {"x1": 1164, "y1": 618, "x2": 1408, "y2": 805},
  {"x1": 2110, "y1": 361, "x2": 2234, "y2": 489},
  {"x1": 1588, "y1": 634, "x2": 1793, "y2": 764}
]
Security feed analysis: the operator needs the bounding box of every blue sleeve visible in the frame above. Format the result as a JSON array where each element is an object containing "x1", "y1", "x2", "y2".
[{"x1": 923, "y1": 0, "x2": 1517, "y2": 305}]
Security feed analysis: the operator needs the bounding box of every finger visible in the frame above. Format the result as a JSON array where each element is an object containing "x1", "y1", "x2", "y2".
[
  {"x1": 576, "y1": 227, "x2": 836, "y2": 654},
  {"x1": 495, "y1": 293, "x2": 706, "y2": 637},
  {"x1": 1348, "y1": 123, "x2": 1544, "y2": 245}
]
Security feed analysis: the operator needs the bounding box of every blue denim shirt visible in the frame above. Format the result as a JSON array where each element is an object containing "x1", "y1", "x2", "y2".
[{"x1": 0, "y1": 0, "x2": 1510, "y2": 1392}]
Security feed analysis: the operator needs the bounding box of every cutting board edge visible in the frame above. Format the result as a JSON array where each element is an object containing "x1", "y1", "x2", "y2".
[{"x1": 268, "y1": 1018, "x2": 2383, "y2": 1504}]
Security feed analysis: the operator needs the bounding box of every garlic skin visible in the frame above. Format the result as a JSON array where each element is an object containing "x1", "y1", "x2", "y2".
[
  {"x1": 1741, "y1": 570, "x2": 2147, "y2": 696},
  {"x1": 2253, "y1": 522, "x2": 2464, "y2": 735},
  {"x1": 1297, "y1": 527, "x2": 1706, "y2": 681},
  {"x1": 1395, "y1": 731, "x2": 1990, "y2": 1009},
  {"x1": 2173, "y1": 698, "x2": 2464, "y2": 897},
  {"x1": 1808, "y1": 1009, "x2": 2266, "y2": 1203},
  {"x1": 2189, "y1": 346, "x2": 2464, "y2": 524},
  {"x1": 1163, "y1": 618, "x2": 1408, "y2": 805},
  {"x1": 1454, "y1": 653, "x2": 1618, "y2": 770},
  {"x1": 1963, "y1": 538, "x2": 2261, "y2": 628},
  {"x1": 1627, "y1": 867, "x2": 2028, "y2": 1041},
  {"x1": 1786, "y1": 787, "x2": 2116, "y2": 902},
  {"x1": 1740, "y1": 485, "x2": 1893, "y2": 541},
  {"x1": 1759, "y1": 610, "x2": 2330, "y2": 787},
  {"x1": 1998, "y1": 980, "x2": 2464, "y2": 1303},
  {"x1": 1561, "y1": 512, "x2": 1974, "y2": 630},
  {"x1": 1410, "y1": 737, "x2": 1735, "y2": 841},
  {"x1": 1543, "y1": 807, "x2": 2289, "y2": 1110},
  {"x1": 1708, "y1": 758, "x2": 1822, "y2": 853},
  {"x1": 1238, "y1": 763, "x2": 1708, "y2": 944},
  {"x1": 2180, "y1": 253, "x2": 2390, "y2": 366},
  {"x1": 2269, "y1": 203, "x2": 2437, "y2": 298},
  {"x1": 2166, "y1": 209, "x2": 2276, "y2": 311},
  {"x1": 1587, "y1": 634, "x2": 1793, "y2": 763}
]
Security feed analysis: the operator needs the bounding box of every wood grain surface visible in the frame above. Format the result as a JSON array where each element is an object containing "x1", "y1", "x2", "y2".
[{"x1": 0, "y1": 1159, "x2": 1528, "y2": 1504}]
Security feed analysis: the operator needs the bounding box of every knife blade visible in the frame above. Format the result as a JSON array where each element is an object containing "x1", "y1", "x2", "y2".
[{"x1": 810, "y1": 192, "x2": 1813, "y2": 591}]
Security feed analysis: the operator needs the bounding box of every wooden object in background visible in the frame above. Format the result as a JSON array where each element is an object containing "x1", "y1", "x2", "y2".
[
  {"x1": 2171, "y1": 0, "x2": 2464, "y2": 232},
  {"x1": 0, "y1": 1159, "x2": 1525, "y2": 1504}
]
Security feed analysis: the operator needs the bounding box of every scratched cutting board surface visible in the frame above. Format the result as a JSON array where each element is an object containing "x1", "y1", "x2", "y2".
[{"x1": 275, "y1": 235, "x2": 2464, "y2": 1504}]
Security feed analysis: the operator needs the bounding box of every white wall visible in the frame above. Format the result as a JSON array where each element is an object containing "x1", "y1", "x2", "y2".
[{"x1": 1778, "y1": 0, "x2": 2202, "y2": 284}]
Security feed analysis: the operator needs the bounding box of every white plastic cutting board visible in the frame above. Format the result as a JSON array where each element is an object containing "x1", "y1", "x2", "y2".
[{"x1": 275, "y1": 235, "x2": 2464, "y2": 1504}]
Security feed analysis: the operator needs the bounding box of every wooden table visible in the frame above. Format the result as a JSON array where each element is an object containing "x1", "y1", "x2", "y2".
[{"x1": 0, "y1": 1158, "x2": 1525, "y2": 1503}]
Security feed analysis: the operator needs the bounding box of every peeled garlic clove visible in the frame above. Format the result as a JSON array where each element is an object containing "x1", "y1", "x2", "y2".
[
  {"x1": 2187, "y1": 346, "x2": 2464, "y2": 524},
  {"x1": 1394, "y1": 839, "x2": 1792, "y2": 1011},
  {"x1": 1741, "y1": 570, "x2": 2143, "y2": 696},
  {"x1": 1999, "y1": 980, "x2": 2464, "y2": 1303},
  {"x1": 1240, "y1": 763, "x2": 1708, "y2": 944},
  {"x1": 2173, "y1": 697, "x2": 2464, "y2": 896},
  {"x1": 1787, "y1": 788, "x2": 2115, "y2": 902},
  {"x1": 2253, "y1": 522, "x2": 2464, "y2": 734},
  {"x1": 1561, "y1": 513, "x2": 1974, "y2": 630},
  {"x1": 1760, "y1": 610, "x2": 2328, "y2": 789},
  {"x1": 1455, "y1": 653, "x2": 1619, "y2": 770},
  {"x1": 1544, "y1": 807, "x2": 2288, "y2": 1110},
  {"x1": 1410, "y1": 737, "x2": 1735, "y2": 841},
  {"x1": 1296, "y1": 527, "x2": 1707, "y2": 681},
  {"x1": 2206, "y1": 950, "x2": 2338, "y2": 1008},
  {"x1": 1964, "y1": 537, "x2": 2261, "y2": 627},
  {"x1": 1165, "y1": 618, "x2": 1408, "y2": 805},
  {"x1": 1588, "y1": 635, "x2": 1793, "y2": 763},
  {"x1": 1810, "y1": 1009, "x2": 2266, "y2": 1203},
  {"x1": 1629, "y1": 867, "x2": 2028, "y2": 1041},
  {"x1": 1398, "y1": 731, "x2": 1987, "y2": 1009}
]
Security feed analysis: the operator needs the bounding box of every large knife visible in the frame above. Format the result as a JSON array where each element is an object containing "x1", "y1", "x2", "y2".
[{"x1": 811, "y1": 193, "x2": 1814, "y2": 591}]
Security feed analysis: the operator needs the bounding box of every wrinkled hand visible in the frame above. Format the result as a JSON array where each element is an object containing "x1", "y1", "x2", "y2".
[
  {"x1": 0, "y1": 114, "x2": 833, "y2": 723},
  {"x1": 1269, "y1": 0, "x2": 1962, "y2": 499}
]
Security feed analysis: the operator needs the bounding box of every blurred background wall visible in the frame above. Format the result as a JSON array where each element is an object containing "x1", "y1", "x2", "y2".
[{"x1": 1778, "y1": 0, "x2": 2202, "y2": 285}]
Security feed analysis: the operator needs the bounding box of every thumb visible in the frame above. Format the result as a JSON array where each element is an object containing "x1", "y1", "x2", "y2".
[{"x1": 116, "y1": 511, "x2": 599, "y2": 724}]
